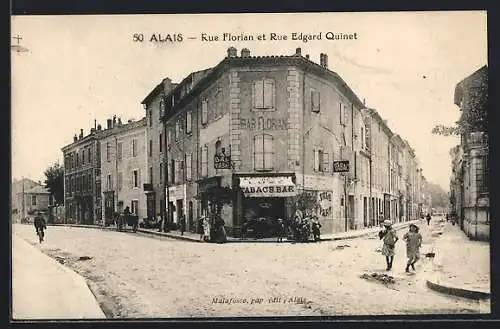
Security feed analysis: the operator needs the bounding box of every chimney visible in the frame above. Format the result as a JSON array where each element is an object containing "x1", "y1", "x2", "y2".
[
  {"x1": 107, "y1": 119, "x2": 112, "y2": 129},
  {"x1": 162, "y1": 78, "x2": 172, "y2": 94},
  {"x1": 295, "y1": 48, "x2": 302, "y2": 56},
  {"x1": 94, "y1": 119, "x2": 97, "y2": 129},
  {"x1": 90, "y1": 128, "x2": 95, "y2": 134},
  {"x1": 227, "y1": 47, "x2": 237, "y2": 58},
  {"x1": 73, "y1": 134, "x2": 78, "y2": 142},
  {"x1": 113, "y1": 115, "x2": 117, "y2": 126},
  {"x1": 97, "y1": 124, "x2": 102, "y2": 131},
  {"x1": 241, "y1": 48, "x2": 250, "y2": 58},
  {"x1": 319, "y1": 53, "x2": 324, "y2": 66},
  {"x1": 79, "y1": 129, "x2": 84, "y2": 139},
  {"x1": 305, "y1": 54, "x2": 310, "y2": 59},
  {"x1": 323, "y1": 54, "x2": 328, "y2": 68}
]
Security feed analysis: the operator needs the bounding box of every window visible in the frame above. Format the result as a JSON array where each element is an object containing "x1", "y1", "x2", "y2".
[
  {"x1": 149, "y1": 110, "x2": 153, "y2": 127},
  {"x1": 118, "y1": 172, "x2": 123, "y2": 190},
  {"x1": 131, "y1": 200, "x2": 139, "y2": 215},
  {"x1": 170, "y1": 160, "x2": 175, "y2": 184},
  {"x1": 117, "y1": 142, "x2": 123, "y2": 160},
  {"x1": 314, "y1": 149, "x2": 329, "y2": 172},
  {"x1": 201, "y1": 99, "x2": 208, "y2": 124},
  {"x1": 107, "y1": 174, "x2": 112, "y2": 190},
  {"x1": 82, "y1": 175, "x2": 86, "y2": 191},
  {"x1": 201, "y1": 146, "x2": 208, "y2": 177},
  {"x1": 76, "y1": 153, "x2": 79, "y2": 166},
  {"x1": 148, "y1": 139, "x2": 153, "y2": 157},
  {"x1": 254, "y1": 134, "x2": 274, "y2": 171},
  {"x1": 475, "y1": 154, "x2": 488, "y2": 195},
  {"x1": 133, "y1": 170, "x2": 140, "y2": 188},
  {"x1": 149, "y1": 166, "x2": 153, "y2": 184},
  {"x1": 175, "y1": 121, "x2": 180, "y2": 141},
  {"x1": 106, "y1": 142, "x2": 111, "y2": 162},
  {"x1": 186, "y1": 153, "x2": 192, "y2": 181},
  {"x1": 160, "y1": 163, "x2": 163, "y2": 181},
  {"x1": 361, "y1": 127, "x2": 365, "y2": 149},
  {"x1": 88, "y1": 148, "x2": 92, "y2": 163},
  {"x1": 186, "y1": 111, "x2": 192, "y2": 134},
  {"x1": 311, "y1": 90, "x2": 320, "y2": 112},
  {"x1": 31, "y1": 195, "x2": 36, "y2": 206},
  {"x1": 82, "y1": 150, "x2": 85, "y2": 165},
  {"x1": 167, "y1": 129, "x2": 171, "y2": 149},
  {"x1": 253, "y1": 79, "x2": 275, "y2": 110},
  {"x1": 215, "y1": 140, "x2": 222, "y2": 155},
  {"x1": 159, "y1": 133, "x2": 163, "y2": 153},
  {"x1": 132, "y1": 139, "x2": 137, "y2": 157},
  {"x1": 215, "y1": 87, "x2": 223, "y2": 118}
]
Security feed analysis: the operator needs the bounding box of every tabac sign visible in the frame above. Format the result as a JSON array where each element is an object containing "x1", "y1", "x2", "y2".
[
  {"x1": 333, "y1": 160, "x2": 350, "y2": 173},
  {"x1": 239, "y1": 176, "x2": 297, "y2": 198}
]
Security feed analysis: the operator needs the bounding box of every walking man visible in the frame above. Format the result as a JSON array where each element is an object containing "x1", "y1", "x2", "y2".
[{"x1": 426, "y1": 213, "x2": 431, "y2": 226}]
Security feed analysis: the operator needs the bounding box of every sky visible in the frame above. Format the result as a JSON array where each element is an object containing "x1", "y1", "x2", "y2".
[{"x1": 11, "y1": 11, "x2": 488, "y2": 190}]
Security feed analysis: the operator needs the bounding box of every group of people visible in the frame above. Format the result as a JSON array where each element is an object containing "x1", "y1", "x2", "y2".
[
  {"x1": 289, "y1": 207, "x2": 322, "y2": 242},
  {"x1": 199, "y1": 211, "x2": 227, "y2": 243},
  {"x1": 378, "y1": 219, "x2": 423, "y2": 272}
]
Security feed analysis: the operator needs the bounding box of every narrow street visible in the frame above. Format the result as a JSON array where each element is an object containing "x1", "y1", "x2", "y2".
[{"x1": 12, "y1": 220, "x2": 484, "y2": 318}]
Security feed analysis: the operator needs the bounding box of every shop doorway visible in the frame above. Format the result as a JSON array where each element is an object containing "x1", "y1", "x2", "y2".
[
  {"x1": 363, "y1": 197, "x2": 368, "y2": 227},
  {"x1": 242, "y1": 197, "x2": 285, "y2": 238}
]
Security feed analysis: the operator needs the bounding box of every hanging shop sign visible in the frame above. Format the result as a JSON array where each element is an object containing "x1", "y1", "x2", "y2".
[
  {"x1": 214, "y1": 153, "x2": 232, "y2": 169},
  {"x1": 333, "y1": 160, "x2": 350, "y2": 173},
  {"x1": 239, "y1": 176, "x2": 296, "y2": 198}
]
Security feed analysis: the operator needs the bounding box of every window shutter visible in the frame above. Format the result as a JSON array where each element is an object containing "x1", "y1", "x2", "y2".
[
  {"x1": 201, "y1": 100, "x2": 208, "y2": 124},
  {"x1": 254, "y1": 81, "x2": 264, "y2": 108},
  {"x1": 263, "y1": 79, "x2": 274, "y2": 109},
  {"x1": 313, "y1": 148, "x2": 319, "y2": 171},
  {"x1": 323, "y1": 152, "x2": 330, "y2": 172},
  {"x1": 312, "y1": 90, "x2": 320, "y2": 112}
]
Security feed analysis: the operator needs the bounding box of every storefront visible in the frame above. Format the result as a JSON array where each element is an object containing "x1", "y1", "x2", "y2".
[{"x1": 235, "y1": 174, "x2": 296, "y2": 238}]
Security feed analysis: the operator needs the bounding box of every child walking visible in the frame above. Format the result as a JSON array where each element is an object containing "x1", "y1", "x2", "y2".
[
  {"x1": 403, "y1": 224, "x2": 423, "y2": 272},
  {"x1": 379, "y1": 220, "x2": 399, "y2": 270}
]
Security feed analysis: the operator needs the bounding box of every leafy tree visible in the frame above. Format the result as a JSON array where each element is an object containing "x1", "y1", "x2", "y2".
[
  {"x1": 44, "y1": 162, "x2": 64, "y2": 205},
  {"x1": 432, "y1": 69, "x2": 487, "y2": 136}
]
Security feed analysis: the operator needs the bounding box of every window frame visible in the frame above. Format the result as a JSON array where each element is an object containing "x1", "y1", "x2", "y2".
[
  {"x1": 252, "y1": 78, "x2": 276, "y2": 111},
  {"x1": 201, "y1": 99, "x2": 208, "y2": 125},
  {"x1": 201, "y1": 146, "x2": 208, "y2": 177},
  {"x1": 253, "y1": 133, "x2": 274, "y2": 171}
]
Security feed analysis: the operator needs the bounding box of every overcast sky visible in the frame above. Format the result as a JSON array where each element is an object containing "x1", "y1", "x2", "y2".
[{"x1": 11, "y1": 11, "x2": 487, "y2": 190}]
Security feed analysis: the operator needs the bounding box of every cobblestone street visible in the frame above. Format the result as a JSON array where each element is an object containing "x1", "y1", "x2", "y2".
[{"x1": 12, "y1": 221, "x2": 485, "y2": 318}]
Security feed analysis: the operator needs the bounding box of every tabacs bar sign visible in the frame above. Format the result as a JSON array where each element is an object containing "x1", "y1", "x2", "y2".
[
  {"x1": 239, "y1": 176, "x2": 297, "y2": 198},
  {"x1": 333, "y1": 160, "x2": 350, "y2": 173}
]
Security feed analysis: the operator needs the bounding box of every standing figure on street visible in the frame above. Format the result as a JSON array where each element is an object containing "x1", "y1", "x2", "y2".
[
  {"x1": 426, "y1": 213, "x2": 431, "y2": 226},
  {"x1": 276, "y1": 218, "x2": 285, "y2": 242},
  {"x1": 203, "y1": 214, "x2": 211, "y2": 242},
  {"x1": 179, "y1": 214, "x2": 186, "y2": 236},
  {"x1": 34, "y1": 211, "x2": 47, "y2": 243},
  {"x1": 379, "y1": 220, "x2": 399, "y2": 270},
  {"x1": 403, "y1": 224, "x2": 423, "y2": 272}
]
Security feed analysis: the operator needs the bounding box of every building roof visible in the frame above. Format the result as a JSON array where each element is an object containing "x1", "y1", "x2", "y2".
[
  {"x1": 365, "y1": 108, "x2": 393, "y2": 137},
  {"x1": 156, "y1": 49, "x2": 365, "y2": 121},
  {"x1": 25, "y1": 184, "x2": 50, "y2": 194},
  {"x1": 99, "y1": 117, "x2": 147, "y2": 141}
]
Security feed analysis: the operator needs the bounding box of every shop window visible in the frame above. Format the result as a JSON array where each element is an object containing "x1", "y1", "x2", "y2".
[
  {"x1": 311, "y1": 89, "x2": 320, "y2": 113},
  {"x1": 201, "y1": 99, "x2": 208, "y2": 125},
  {"x1": 253, "y1": 79, "x2": 275, "y2": 110},
  {"x1": 201, "y1": 146, "x2": 208, "y2": 177},
  {"x1": 254, "y1": 134, "x2": 274, "y2": 171}
]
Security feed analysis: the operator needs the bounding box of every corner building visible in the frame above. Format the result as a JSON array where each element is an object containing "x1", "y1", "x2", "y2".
[{"x1": 158, "y1": 47, "x2": 379, "y2": 237}]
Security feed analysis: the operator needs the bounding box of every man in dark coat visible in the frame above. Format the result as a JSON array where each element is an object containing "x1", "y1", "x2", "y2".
[{"x1": 34, "y1": 211, "x2": 47, "y2": 241}]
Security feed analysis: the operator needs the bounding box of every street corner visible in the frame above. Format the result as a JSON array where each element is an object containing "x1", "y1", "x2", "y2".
[{"x1": 425, "y1": 273, "x2": 491, "y2": 301}]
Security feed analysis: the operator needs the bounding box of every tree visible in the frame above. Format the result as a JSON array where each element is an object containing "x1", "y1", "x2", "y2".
[{"x1": 44, "y1": 162, "x2": 64, "y2": 205}]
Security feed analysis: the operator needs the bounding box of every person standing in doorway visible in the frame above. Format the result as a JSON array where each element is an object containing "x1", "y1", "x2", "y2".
[
  {"x1": 180, "y1": 214, "x2": 186, "y2": 236},
  {"x1": 426, "y1": 213, "x2": 431, "y2": 226},
  {"x1": 379, "y1": 220, "x2": 399, "y2": 270},
  {"x1": 403, "y1": 224, "x2": 423, "y2": 272}
]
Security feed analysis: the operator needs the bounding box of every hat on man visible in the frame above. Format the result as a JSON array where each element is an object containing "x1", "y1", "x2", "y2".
[{"x1": 383, "y1": 220, "x2": 392, "y2": 227}]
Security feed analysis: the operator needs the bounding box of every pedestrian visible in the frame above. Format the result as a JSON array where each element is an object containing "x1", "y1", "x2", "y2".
[
  {"x1": 277, "y1": 218, "x2": 285, "y2": 242},
  {"x1": 179, "y1": 214, "x2": 186, "y2": 236},
  {"x1": 203, "y1": 214, "x2": 211, "y2": 242},
  {"x1": 379, "y1": 220, "x2": 399, "y2": 270},
  {"x1": 157, "y1": 213, "x2": 163, "y2": 232},
  {"x1": 426, "y1": 213, "x2": 431, "y2": 226},
  {"x1": 403, "y1": 224, "x2": 423, "y2": 272}
]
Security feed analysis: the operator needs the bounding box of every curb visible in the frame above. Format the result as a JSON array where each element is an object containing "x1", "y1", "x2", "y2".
[{"x1": 426, "y1": 277, "x2": 490, "y2": 300}]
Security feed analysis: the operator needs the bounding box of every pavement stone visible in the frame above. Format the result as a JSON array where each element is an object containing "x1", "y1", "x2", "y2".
[
  {"x1": 11, "y1": 234, "x2": 106, "y2": 320},
  {"x1": 425, "y1": 220, "x2": 490, "y2": 300}
]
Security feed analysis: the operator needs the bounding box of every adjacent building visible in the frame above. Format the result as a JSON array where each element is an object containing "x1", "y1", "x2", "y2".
[
  {"x1": 11, "y1": 178, "x2": 52, "y2": 222},
  {"x1": 449, "y1": 65, "x2": 488, "y2": 241},
  {"x1": 99, "y1": 117, "x2": 148, "y2": 223}
]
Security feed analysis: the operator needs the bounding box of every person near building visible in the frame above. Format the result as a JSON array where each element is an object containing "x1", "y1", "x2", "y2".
[
  {"x1": 276, "y1": 218, "x2": 285, "y2": 242},
  {"x1": 403, "y1": 224, "x2": 423, "y2": 272},
  {"x1": 426, "y1": 213, "x2": 431, "y2": 226},
  {"x1": 379, "y1": 220, "x2": 399, "y2": 270},
  {"x1": 34, "y1": 211, "x2": 47, "y2": 243},
  {"x1": 203, "y1": 214, "x2": 211, "y2": 242},
  {"x1": 157, "y1": 213, "x2": 163, "y2": 232},
  {"x1": 179, "y1": 214, "x2": 186, "y2": 236}
]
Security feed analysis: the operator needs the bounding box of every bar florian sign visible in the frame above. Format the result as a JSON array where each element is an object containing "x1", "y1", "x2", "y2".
[
  {"x1": 239, "y1": 176, "x2": 296, "y2": 198},
  {"x1": 333, "y1": 160, "x2": 350, "y2": 173},
  {"x1": 214, "y1": 151, "x2": 231, "y2": 169}
]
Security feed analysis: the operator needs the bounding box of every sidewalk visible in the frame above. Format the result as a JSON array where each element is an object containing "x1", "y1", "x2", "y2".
[
  {"x1": 425, "y1": 221, "x2": 490, "y2": 300},
  {"x1": 11, "y1": 235, "x2": 106, "y2": 320},
  {"x1": 50, "y1": 220, "x2": 420, "y2": 243}
]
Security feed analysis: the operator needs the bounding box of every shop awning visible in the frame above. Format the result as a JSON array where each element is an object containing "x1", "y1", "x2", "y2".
[{"x1": 239, "y1": 176, "x2": 297, "y2": 198}]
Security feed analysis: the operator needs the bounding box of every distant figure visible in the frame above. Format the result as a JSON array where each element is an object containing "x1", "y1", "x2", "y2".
[
  {"x1": 123, "y1": 206, "x2": 131, "y2": 215},
  {"x1": 277, "y1": 218, "x2": 285, "y2": 242},
  {"x1": 179, "y1": 214, "x2": 186, "y2": 236},
  {"x1": 157, "y1": 213, "x2": 163, "y2": 232},
  {"x1": 403, "y1": 224, "x2": 423, "y2": 272},
  {"x1": 426, "y1": 213, "x2": 431, "y2": 226},
  {"x1": 34, "y1": 211, "x2": 47, "y2": 243}
]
